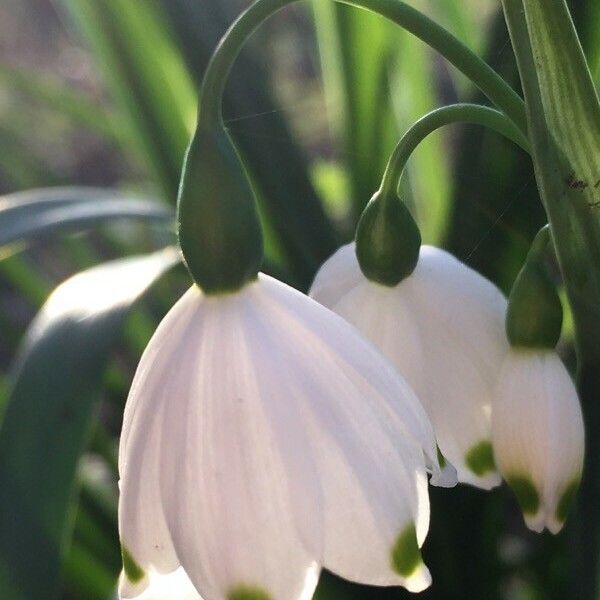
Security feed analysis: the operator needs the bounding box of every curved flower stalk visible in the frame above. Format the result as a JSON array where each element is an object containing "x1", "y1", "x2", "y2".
[
  {"x1": 310, "y1": 243, "x2": 509, "y2": 489},
  {"x1": 491, "y1": 350, "x2": 584, "y2": 533},
  {"x1": 491, "y1": 226, "x2": 585, "y2": 533},
  {"x1": 119, "y1": 274, "x2": 449, "y2": 600}
]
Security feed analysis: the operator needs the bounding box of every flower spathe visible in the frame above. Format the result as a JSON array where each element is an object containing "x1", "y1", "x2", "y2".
[
  {"x1": 119, "y1": 273, "x2": 447, "y2": 600},
  {"x1": 491, "y1": 349, "x2": 584, "y2": 533},
  {"x1": 310, "y1": 243, "x2": 509, "y2": 489}
]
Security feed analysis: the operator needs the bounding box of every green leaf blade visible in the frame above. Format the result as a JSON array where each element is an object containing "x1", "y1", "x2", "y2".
[
  {"x1": 0, "y1": 187, "x2": 173, "y2": 254},
  {"x1": 0, "y1": 249, "x2": 179, "y2": 599}
]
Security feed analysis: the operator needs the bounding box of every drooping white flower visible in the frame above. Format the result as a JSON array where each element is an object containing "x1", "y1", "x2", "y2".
[
  {"x1": 310, "y1": 243, "x2": 509, "y2": 490},
  {"x1": 119, "y1": 273, "x2": 447, "y2": 600},
  {"x1": 491, "y1": 349, "x2": 584, "y2": 533}
]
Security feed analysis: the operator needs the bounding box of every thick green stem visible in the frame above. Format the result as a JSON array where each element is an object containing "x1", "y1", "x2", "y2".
[
  {"x1": 502, "y1": 1, "x2": 600, "y2": 596},
  {"x1": 379, "y1": 103, "x2": 530, "y2": 199},
  {"x1": 198, "y1": 0, "x2": 527, "y2": 134}
]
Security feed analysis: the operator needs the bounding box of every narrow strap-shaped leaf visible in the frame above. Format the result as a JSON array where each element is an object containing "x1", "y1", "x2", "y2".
[
  {"x1": 0, "y1": 187, "x2": 173, "y2": 253},
  {"x1": 502, "y1": 0, "x2": 600, "y2": 357},
  {"x1": 0, "y1": 249, "x2": 180, "y2": 599},
  {"x1": 56, "y1": 0, "x2": 196, "y2": 199},
  {"x1": 314, "y1": 2, "x2": 400, "y2": 219},
  {"x1": 0, "y1": 64, "x2": 128, "y2": 146},
  {"x1": 523, "y1": 0, "x2": 600, "y2": 212}
]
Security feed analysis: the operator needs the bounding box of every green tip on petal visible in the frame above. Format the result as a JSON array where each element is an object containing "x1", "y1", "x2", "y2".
[
  {"x1": 227, "y1": 584, "x2": 273, "y2": 600},
  {"x1": 506, "y1": 475, "x2": 540, "y2": 515},
  {"x1": 437, "y1": 446, "x2": 447, "y2": 469},
  {"x1": 465, "y1": 440, "x2": 496, "y2": 476},
  {"x1": 121, "y1": 546, "x2": 145, "y2": 583},
  {"x1": 555, "y1": 478, "x2": 581, "y2": 524},
  {"x1": 390, "y1": 524, "x2": 422, "y2": 577}
]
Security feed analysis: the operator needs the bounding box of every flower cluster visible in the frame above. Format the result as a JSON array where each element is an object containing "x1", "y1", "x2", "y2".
[{"x1": 118, "y1": 238, "x2": 584, "y2": 600}]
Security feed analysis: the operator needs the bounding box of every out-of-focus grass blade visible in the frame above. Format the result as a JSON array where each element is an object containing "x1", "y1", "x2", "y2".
[
  {"x1": 0, "y1": 123, "x2": 59, "y2": 189},
  {"x1": 428, "y1": 0, "x2": 482, "y2": 51},
  {"x1": 55, "y1": 0, "x2": 196, "y2": 200},
  {"x1": 0, "y1": 64, "x2": 128, "y2": 147},
  {"x1": 0, "y1": 187, "x2": 173, "y2": 254},
  {"x1": 389, "y1": 19, "x2": 451, "y2": 244},
  {"x1": 0, "y1": 249, "x2": 179, "y2": 599},
  {"x1": 425, "y1": 0, "x2": 496, "y2": 98},
  {"x1": 569, "y1": 0, "x2": 600, "y2": 81},
  {"x1": 445, "y1": 8, "x2": 545, "y2": 293},
  {"x1": 62, "y1": 542, "x2": 116, "y2": 600},
  {"x1": 314, "y1": 2, "x2": 399, "y2": 220},
  {"x1": 160, "y1": 0, "x2": 338, "y2": 288}
]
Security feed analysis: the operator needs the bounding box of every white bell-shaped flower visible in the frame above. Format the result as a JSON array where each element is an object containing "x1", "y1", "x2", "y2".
[
  {"x1": 491, "y1": 349, "x2": 584, "y2": 533},
  {"x1": 310, "y1": 243, "x2": 509, "y2": 489},
  {"x1": 119, "y1": 273, "x2": 446, "y2": 600}
]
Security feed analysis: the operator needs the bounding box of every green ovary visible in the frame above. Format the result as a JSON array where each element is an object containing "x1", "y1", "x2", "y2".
[
  {"x1": 465, "y1": 440, "x2": 496, "y2": 476},
  {"x1": 506, "y1": 475, "x2": 540, "y2": 515},
  {"x1": 390, "y1": 524, "x2": 422, "y2": 577},
  {"x1": 228, "y1": 584, "x2": 273, "y2": 600}
]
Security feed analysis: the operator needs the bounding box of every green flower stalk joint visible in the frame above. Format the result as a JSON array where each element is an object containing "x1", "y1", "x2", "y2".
[
  {"x1": 355, "y1": 190, "x2": 421, "y2": 286},
  {"x1": 492, "y1": 225, "x2": 585, "y2": 533}
]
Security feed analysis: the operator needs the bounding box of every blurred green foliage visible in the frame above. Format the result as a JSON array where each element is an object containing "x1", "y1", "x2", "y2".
[{"x1": 0, "y1": 0, "x2": 598, "y2": 598}]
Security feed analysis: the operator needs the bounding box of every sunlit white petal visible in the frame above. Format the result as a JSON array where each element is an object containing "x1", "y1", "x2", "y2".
[
  {"x1": 120, "y1": 274, "x2": 439, "y2": 599},
  {"x1": 310, "y1": 243, "x2": 508, "y2": 489},
  {"x1": 492, "y1": 350, "x2": 584, "y2": 533},
  {"x1": 120, "y1": 567, "x2": 202, "y2": 600}
]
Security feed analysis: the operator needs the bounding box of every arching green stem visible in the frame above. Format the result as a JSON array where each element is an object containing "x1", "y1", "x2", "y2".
[
  {"x1": 379, "y1": 103, "x2": 531, "y2": 200},
  {"x1": 354, "y1": 103, "x2": 530, "y2": 286},
  {"x1": 198, "y1": 0, "x2": 527, "y2": 134}
]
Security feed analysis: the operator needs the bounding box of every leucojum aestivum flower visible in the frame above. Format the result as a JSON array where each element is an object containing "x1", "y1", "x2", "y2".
[
  {"x1": 491, "y1": 227, "x2": 584, "y2": 533},
  {"x1": 117, "y1": 0, "x2": 587, "y2": 598}
]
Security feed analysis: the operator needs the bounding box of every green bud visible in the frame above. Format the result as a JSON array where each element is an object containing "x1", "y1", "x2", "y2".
[
  {"x1": 506, "y1": 226, "x2": 563, "y2": 349},
  {"x1": 177, "y1": 126, "x2": 263, "y2": 294},
  {"x1": 355, "y1": 191, "x2": 421, "y2": 286}
]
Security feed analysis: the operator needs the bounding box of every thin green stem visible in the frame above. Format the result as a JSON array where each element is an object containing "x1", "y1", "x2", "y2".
[
  {"x1": 379, "y1": 103, "x2": 530, "y2": 199},
  {"x1": 198, "y1": 0, "x2": 527, "y2": 134}
]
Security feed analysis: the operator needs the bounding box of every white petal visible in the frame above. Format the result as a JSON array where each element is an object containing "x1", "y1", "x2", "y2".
[
  {"x1": 309, "y1": 243, "x2": 363, "y2": 306},
  {"x1": 389, "y1": 246, "x2": 508, "y2": 489},
  {"x1": 122, "y1": 274, "x2": 438, "y2": 599},
  {"x1": 492, "y1": 350, "x2": 584, "y2": 533},
  {"x1": 413, "y1": 246, "x2": 508, "y2": 375},
  {"x1": 119, "y1": 408, "x2": 178, "y2": 598},
  {"x1": 119, "y1": 289, "x2": 203, "y2": 596},
  {"x1": 246, "y1": 276, "x2": 433, "y2": 591},
  {"x1": 120, "y1": 567, "x2": 202, "y2": 600},
  {"x1": 157, "y1": 285, "x2": 320, "y2": 600},
  {"x1": 311, "y1": 244, "x2": 508, "y2": 489}
]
